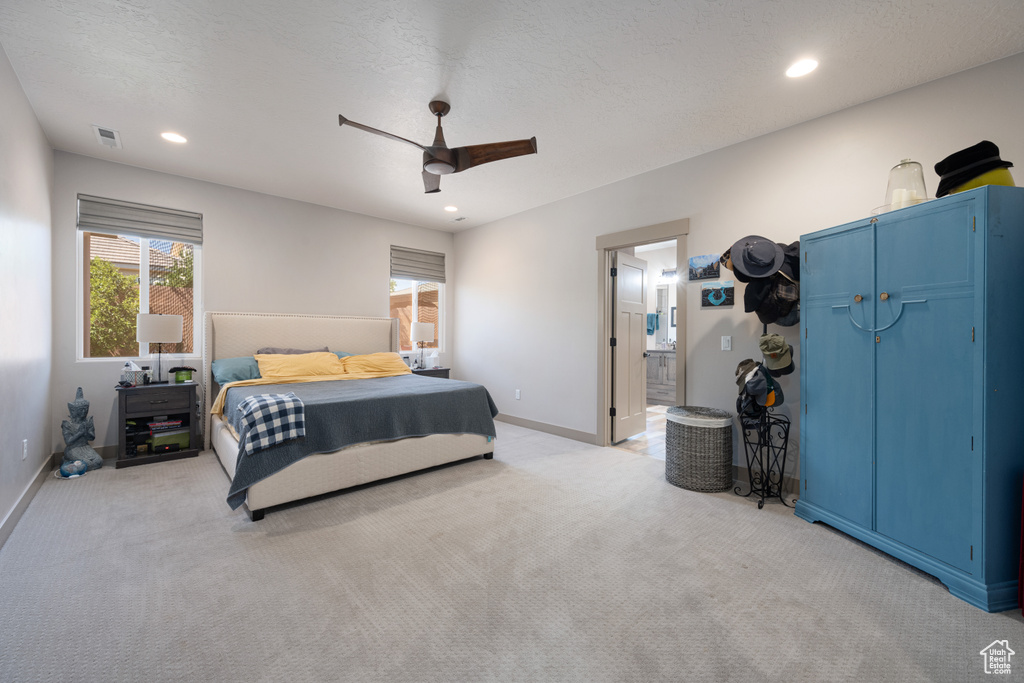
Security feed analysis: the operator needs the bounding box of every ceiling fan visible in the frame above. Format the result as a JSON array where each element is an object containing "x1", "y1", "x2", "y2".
[{"x1": 339, "y1": 100, "x2": 537, "y2": 194}]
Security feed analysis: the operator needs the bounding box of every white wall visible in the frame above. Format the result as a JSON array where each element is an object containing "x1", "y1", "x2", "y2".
[
  {"x1": 453, "y1": 52, "x2": 1024, "y2": 471},
  {"x1": 0, "y1": 45, "x2": 53, "y2": 526},
  {"x1": 51, "y1": 152, "x2": 455, "y2": 449}
]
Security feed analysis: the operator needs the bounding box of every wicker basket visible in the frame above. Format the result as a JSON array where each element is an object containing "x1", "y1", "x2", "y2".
[{"x1": 665, "y1": 406, "x2": 733, "y2": 492}]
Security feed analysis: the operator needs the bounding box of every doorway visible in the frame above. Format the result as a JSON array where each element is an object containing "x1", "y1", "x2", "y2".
[
  {"x1": 595, "y1": 219, "x2": 689, "y2": 450},
  {"x1": 615, "y1": 240, "x2": 677, "y2": 456}
]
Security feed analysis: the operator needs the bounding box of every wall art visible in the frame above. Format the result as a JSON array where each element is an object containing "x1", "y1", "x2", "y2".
[
  {"x1": 701, "y1": 280, "x2": 735, "y2": 308},
  {"x1": 688, "y1": 254, "x2": 721, "y2": 281}
]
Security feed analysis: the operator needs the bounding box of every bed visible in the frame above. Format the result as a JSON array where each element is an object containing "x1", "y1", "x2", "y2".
[{"x1": 203, "y1": 311, "x2": 497, "y2": 521}]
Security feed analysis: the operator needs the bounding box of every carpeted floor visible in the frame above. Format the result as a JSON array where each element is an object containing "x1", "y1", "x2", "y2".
[{"x1": 0, "y1": 421, "x2": 1020, "y2": 682}]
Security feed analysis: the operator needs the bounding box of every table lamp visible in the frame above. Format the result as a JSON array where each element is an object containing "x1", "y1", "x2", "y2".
[
  {"x1": 410, "y1": 322, "x2": 434, "y2": 369},
  {"x1": 137, "y1": 313, "x2": 183, "y2": 384}
]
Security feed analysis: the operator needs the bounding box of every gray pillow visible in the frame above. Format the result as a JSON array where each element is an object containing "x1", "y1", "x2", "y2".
[
  {"x1": 211, "y1": 356, "x2": 261, "y2": 384},
  {"x1": 255, "y1": 346, "x2": 329, "y2": 355}
]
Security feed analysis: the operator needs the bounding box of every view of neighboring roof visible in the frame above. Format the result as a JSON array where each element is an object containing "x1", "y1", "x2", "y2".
[{"x1": 86, "y1": 234, "x2": 183, "y2": 270}]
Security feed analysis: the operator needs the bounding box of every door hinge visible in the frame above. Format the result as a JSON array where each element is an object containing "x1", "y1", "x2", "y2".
[
  {"x1": 972, "y1": 327, "x2": 975, "y2": 342},
  {"x1": 972, "y1": 216, "x2": 976, "y2": 232},
  {"x1": 971, "y1": 436, "x2": 974, "y2": 451},
  {"x1": 609, "y1": 407, "x2": 616, "y2": 417},
  {"x1": 970, "y1": 545, "x2": 973, "y2": 561},
  {"x1": 804, "y1": 478, "x2": 808, "y2": 491},
  {"x1": 804, "y1": 403, "x2": 807, "y2": 415},
  {"x1": 610, "y1": 267, "x2": 617, "y2": 277},
  {"x1": 610, "y1": 337, "x2": 617, "y2": 347},
  {"x1": 805, "y1": 327, "x2": 808, "y2": 339},
  {"x1": 804, "y1": 251, "x2": 807, "y2": 264}
]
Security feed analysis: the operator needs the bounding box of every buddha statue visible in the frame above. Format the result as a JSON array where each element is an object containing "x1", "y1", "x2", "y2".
[{"x1": 61, "y1": 387, "x2": 103, "y2": 470}]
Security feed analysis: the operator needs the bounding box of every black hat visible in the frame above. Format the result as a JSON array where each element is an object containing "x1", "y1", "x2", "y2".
[
  {"x1": 731, "y1": 235, "x2": 784, "y2": 279},
  {"x1": 934, "y1": 140, "x2": 1013, "y2": 198}
]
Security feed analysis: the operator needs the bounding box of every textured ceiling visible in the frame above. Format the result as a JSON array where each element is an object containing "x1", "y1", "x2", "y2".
[{"x1": 2, "y1": 0, "x2": 1023, "y2": 231}]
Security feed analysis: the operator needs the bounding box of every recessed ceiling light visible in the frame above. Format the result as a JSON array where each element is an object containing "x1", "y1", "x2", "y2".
[
  {"x1": 160, "y1": 132, "x2": 187, "y2": 143},
  {"x1": 786, "y1": 59, "x2": 818, "y2": 78},
  {"x1": 444, "y1": 205, "x2": 458, "y2": 212}
]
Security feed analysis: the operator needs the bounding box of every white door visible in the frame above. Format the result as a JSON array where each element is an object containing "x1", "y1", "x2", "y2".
[{"x1": 612, "y1": 251, "x2": 648, "y2": 443}]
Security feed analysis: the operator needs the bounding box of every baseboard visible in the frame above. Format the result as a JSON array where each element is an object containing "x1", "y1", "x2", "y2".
[
  {"x1": 51, "y1": 444, "x2": 117, "y2": 469},
  {"x1": 0, "y1": 458, "x2": 51, "y2": 551},
  {"x1": 494, "y1": 414, "x2": 600, "y2": 446}
]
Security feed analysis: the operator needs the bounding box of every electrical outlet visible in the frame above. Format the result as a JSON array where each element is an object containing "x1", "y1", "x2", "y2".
[
  {"x1": 22, "y1": 439, "x2": 28, "y2": 460},
  {"x1": 721, "y1": 336, "x2": 732, "y2": 351},
  {"x1": 515, "y1": 389, "x2": 521, "y2": 400}
]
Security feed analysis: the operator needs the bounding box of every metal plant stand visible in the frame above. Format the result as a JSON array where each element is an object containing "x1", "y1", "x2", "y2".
[{"x1": 735, "y1": 410, "x2": 792, "y2": 509}]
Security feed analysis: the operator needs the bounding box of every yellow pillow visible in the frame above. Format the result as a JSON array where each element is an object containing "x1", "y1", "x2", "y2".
[
  {"x1": 339, "y1": 352, "x2": 412, "y2": 375},
  {"x1": 254, "y1": 351, "x2": 345, "y2": 378}
]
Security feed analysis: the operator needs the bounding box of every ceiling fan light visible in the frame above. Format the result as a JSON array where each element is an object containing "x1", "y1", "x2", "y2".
[
  {"x1": 423, "y1": 160, "x2": 455, "y2": 175},
  {"x1": 786, "y1": 59, "x2": 818, "y2": 78},
  {"x1": 161, "y1": 131, "x2": 188, "y2": 143},
  {"x1": 444, "y1": 205, "x2": 458, "y2": 212}
]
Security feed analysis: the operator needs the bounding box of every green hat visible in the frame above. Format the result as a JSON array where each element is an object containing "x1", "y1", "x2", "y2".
[{"x1": 759, "y1": 334, "x2": 793, "y2": 374}]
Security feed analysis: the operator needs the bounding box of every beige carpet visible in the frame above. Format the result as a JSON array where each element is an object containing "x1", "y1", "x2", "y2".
[{"x1": 0, "y1": 421, "x2": 1020, "y2": 682}]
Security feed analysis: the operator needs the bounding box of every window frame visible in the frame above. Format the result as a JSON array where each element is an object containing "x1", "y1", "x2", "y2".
[
  {"x1": 389, "y1": 277, "x2": 444, "y2": 355},
  {"x1": 76, "y1": 229, "x2": 203, "y2": 361}
]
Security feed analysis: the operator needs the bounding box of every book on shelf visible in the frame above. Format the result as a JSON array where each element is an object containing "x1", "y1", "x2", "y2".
[{"x1": 147, "y1": 419, "x2": 183, "y2": 431}]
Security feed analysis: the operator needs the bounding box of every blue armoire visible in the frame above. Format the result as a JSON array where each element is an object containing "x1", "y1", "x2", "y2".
[{"x1": 796, "y1": 185, "x2": 1024, "y2": 612}]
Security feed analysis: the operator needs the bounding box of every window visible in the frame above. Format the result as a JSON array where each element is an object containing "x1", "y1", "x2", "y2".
[
  {"x1": 389, "y1": 246, "x2": 445, "y2": 352},
  {"x1": 77, "y1": 195, "x2": 202, "y2": 359}
]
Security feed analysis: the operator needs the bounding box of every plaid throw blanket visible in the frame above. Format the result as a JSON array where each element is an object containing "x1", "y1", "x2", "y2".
[{"x1": 237, "y1": 392, "x2": 305, "y2": 456}]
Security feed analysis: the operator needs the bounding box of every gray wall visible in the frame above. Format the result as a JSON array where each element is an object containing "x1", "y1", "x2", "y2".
[
  {"x1": 0, "y1": 44, "x2": 53, "y2": 530},
  {"x1": 51, "y1": 152, "x2": 456, "y2": 449},
  {"x1": 453, "y1": 52, "x2": 1024, "y2": 473}
]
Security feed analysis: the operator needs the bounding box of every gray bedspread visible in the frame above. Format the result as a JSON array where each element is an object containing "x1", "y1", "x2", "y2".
[{"x1": 222, "y1": 374, "x2": 499, "y2": 510}]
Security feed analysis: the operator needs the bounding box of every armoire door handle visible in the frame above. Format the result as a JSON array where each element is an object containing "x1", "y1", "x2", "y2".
[
  {"x1": 854, "y1": 294, "x2": 863, "y2": 303},
  {"x1": 880, "y1": 292, "x2": 889, "y2": 301}
]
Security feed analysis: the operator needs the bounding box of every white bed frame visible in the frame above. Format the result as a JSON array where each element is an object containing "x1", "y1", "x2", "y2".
[{"x1": 203, "y1": 311, "x2": 494, "y2": 520}]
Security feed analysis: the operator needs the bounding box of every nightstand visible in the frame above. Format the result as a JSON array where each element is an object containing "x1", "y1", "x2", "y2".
[
  {"x1": 116, "y1": 383, "x2": 200, "y2": 468},
  {"x1": 412, "y1": 367, "x2": 450, "y2": 379}
]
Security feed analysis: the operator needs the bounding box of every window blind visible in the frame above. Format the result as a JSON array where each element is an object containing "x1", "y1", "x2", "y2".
[
  {"x1": 77, "y1": 194, "x2": 203, "y2": 245},
  {"x1": 390, "y1": 245, "x2": 446, "y2": 283}
]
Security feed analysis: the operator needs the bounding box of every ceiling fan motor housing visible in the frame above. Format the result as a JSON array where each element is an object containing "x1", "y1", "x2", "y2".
[{"x1": 423, "y1": 147, "x2": 456, "y2": 175}]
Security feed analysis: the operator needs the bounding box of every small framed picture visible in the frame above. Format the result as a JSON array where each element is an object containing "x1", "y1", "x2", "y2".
[
  {"x1": 688, "y1": 254, "x2": 722, "y2": 281},
  {"x1": 701, "y1": 280, "x2": 735, "y2": 308}
]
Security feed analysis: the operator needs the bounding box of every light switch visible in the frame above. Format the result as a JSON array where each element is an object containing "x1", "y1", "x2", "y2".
[{"x1": 721, "y1": 336, "x2": 732, "y2": 351}]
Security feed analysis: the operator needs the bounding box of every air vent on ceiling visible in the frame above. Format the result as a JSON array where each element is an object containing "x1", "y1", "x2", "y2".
[
  {"x1": 92, "y1": 125, "x2": 122, "y2": 149},
  {"x1": 452, "y1": 216, "x2": 466, "y2": 222}
]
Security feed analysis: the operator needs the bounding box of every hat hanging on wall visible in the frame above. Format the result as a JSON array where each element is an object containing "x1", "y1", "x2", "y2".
[
  {"x1": 731, "y1": 235, "x2": 784, "y2": 280},
  {"x1": 934, "y1": 140, "x2": 1015, "y2": 198},
  {"x1": 719, "y1": 249, "x2": 734, "y2": 273},
  {"x1": 735, "y1": 358, "x2": 758, "y2": 389},
  {"x1": 759, "y1": 333, "x2": 794, "y2": 377}
]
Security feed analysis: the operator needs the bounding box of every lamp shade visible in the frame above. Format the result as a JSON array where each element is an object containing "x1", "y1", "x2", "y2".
[
  {"x1": 136, "y1": 314, "x2": 183, "y2": 344},
  {"x1": 410, "y1": 322, "x2": 434, "y2": 343}
]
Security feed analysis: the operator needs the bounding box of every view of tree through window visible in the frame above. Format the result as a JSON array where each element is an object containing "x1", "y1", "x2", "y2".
[
  {"x1": 83, "y1": 232, "x2": 197, "y2": 358},
  {"x1": 389, "y1": 279, "x2": 440, "y2": 352}
]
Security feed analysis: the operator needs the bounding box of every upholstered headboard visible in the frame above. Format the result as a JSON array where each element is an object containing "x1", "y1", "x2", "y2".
[{"x1": 202, "y1": 311, "x2": 399, "y2": 448}]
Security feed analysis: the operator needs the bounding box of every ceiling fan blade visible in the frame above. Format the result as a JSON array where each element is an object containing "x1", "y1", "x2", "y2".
[
  {"x1": 422, "y1": 171, "x2": 441, "y2": 194},
  {"x1": 453, "y1": 137, "x2": 537, "y2": 173},
  {"x1": 339, "y1": 115, "x2": 428, "y2": 152}
]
